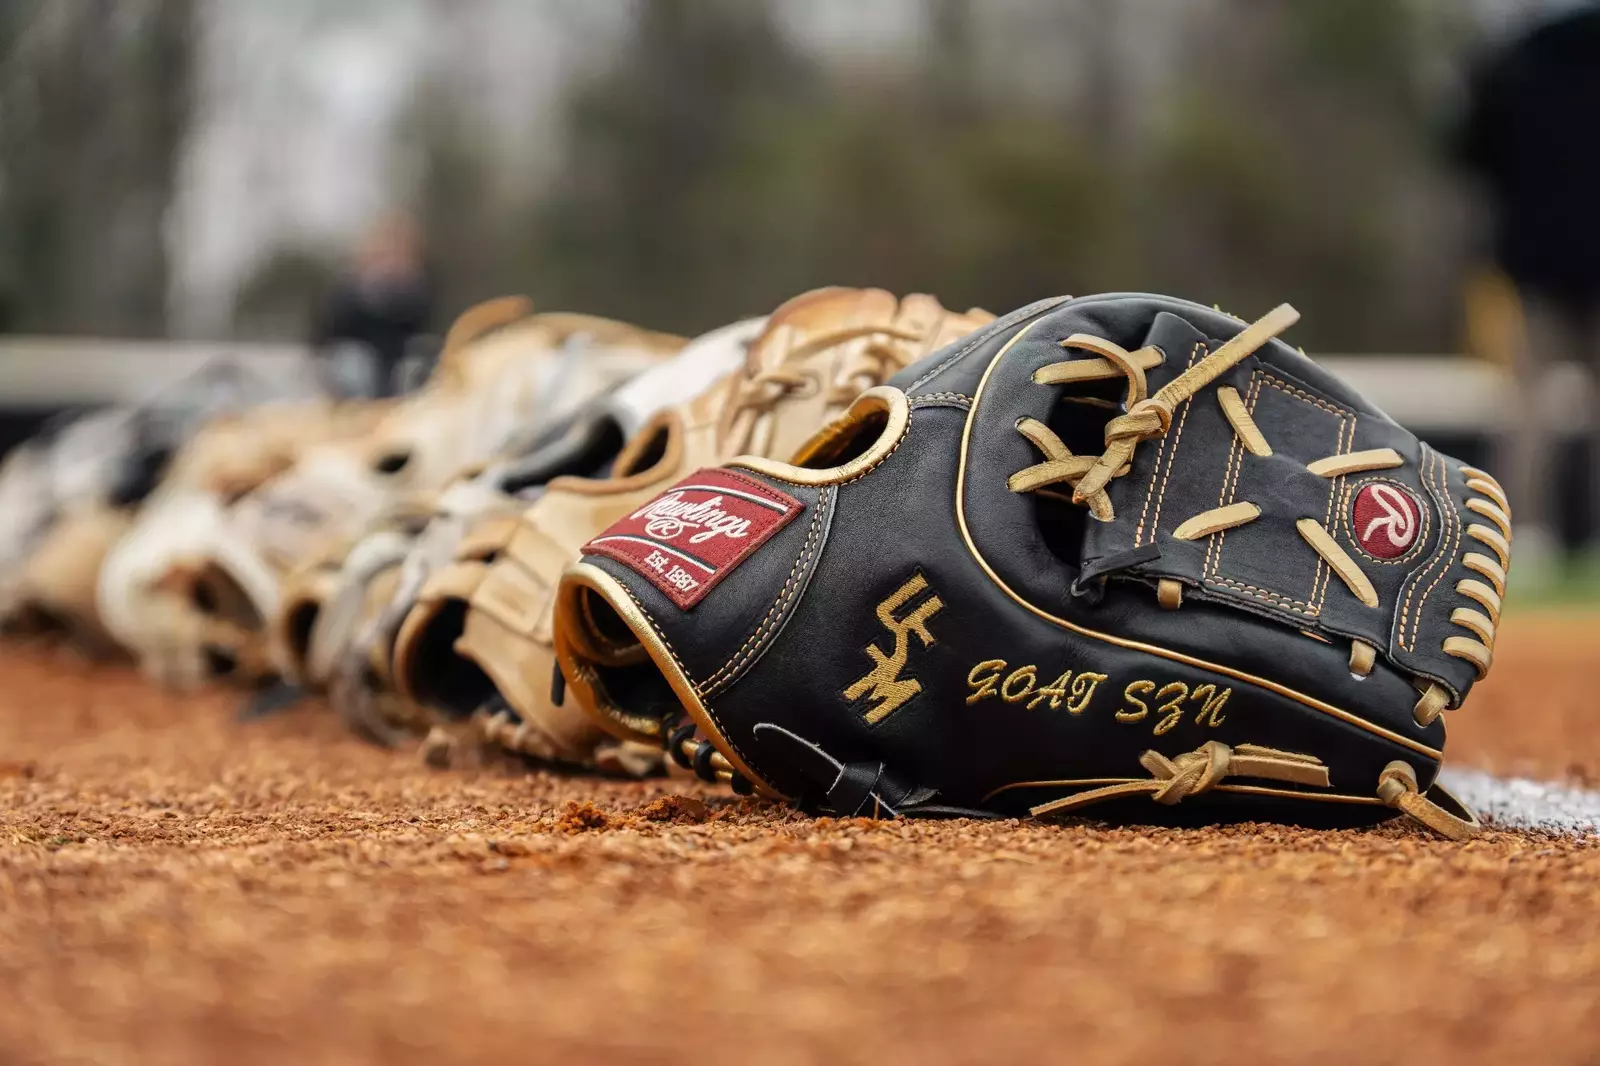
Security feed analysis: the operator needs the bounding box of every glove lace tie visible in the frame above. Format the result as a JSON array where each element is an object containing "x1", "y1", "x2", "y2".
[
  {"x1": 1010, "y1": 304, "x2": 1300, "y2": 520},
  {"x1": 719, "y1": 324, "x2": 922, "y2": 454},
  {"x1": 1029, "y1": 739, "x2": 1480, "y2": 840}
]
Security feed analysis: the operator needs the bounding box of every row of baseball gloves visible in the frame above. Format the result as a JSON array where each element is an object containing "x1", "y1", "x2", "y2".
[{"x1": 0, "y1": 287, "x2": 991, "y2": 778}]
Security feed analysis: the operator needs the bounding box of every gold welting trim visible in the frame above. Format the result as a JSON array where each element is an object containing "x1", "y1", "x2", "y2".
[
  {"x1": 1157, "y1": 579, "x2": 1183, "y2": 610},
  {"x1": 1443, "y1": 635, "x2": 1492, "y2": 678},
  {"x1": 954, "y1": 314, "x2": 1442, "y2": 760},
  {"x1": 1464, "y1": 476, "x2": 1510, "y2": 516},
  {"x1": 1172, "y1": 502, "x2": 1261, "y2": 541},
  {"x1": 1349, "y1": 640, "x2": 1375, "y2": 677},
  {"x1": 730, "y1": 386, "x2": 908, "y2": 487},
  {"x1": 1464, "y1": 498, "x2": 1511, "y2": 540},
  {"x1": 1456, "y1": 578, "x2": 1502, "y2": 623},
  {"x1": 1466, "y1": 523, "x2": 1510, "y2": 568},
  {"x1": 1217, "y1": 386, "x2": 1272, "y2": 457},
  {"x1": 1033, "y1": 345, "x2": 1163, "y2": 384},
  {"x1": 1450, "y1": 607, "x2": 1495, "y2": 645},
  {"x1": 1296, "y1": 518, "x2": 1379, "y2": 607},
  {"x1": 1461, "y1": 552, "x2": 1506, "y2": 596},
  {"x1": 1306, "y1": 448, "x2": 1404, "y2": 478},
  {"x1": 552, "y1": 562, "x2": 781, "y2": 799},
  {"x1": 1413, "y1": 682, "x2": 1450, "y2": 727}
]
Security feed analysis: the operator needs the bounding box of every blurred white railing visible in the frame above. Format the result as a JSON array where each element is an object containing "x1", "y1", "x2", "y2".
[
  {"x1": 0, "y1": 336, "x2": 313, "y2": 406},
  {"x1": 0, "y1": 336, "x2": 1587, "y2": 437}
]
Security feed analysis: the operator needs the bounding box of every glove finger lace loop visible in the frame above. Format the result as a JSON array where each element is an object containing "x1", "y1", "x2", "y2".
[
  {"x1": 1377, "y1": 760, "x2": 1480, "y2": 841},
  {"x1": 1013, "y1": 304, "x2": 1300, "y2": 520}
]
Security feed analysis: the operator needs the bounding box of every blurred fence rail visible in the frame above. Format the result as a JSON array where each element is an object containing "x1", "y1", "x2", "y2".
[
  {"x1": 0, "y1": 337, "x2": 311, "y2": 406},
  {"x1": 1, "y1": 336, "x2": 1585, "y2": 446}
]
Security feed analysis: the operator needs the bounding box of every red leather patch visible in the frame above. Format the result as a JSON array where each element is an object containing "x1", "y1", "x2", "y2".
[
  {"x1": 1352, "y1": 482, "x2": 1424, "y2": 559},
  {"x1": 583, "y1": 468, "x2": 803, "y2": 609}
]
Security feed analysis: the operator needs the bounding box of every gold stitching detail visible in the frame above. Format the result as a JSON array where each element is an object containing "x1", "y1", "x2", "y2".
[
  {"x1": 1450, "y1": 607, "x2": 1495, "y2": 644},
  {"x1": 1137, "y1": 343, "x2": 1205, "y2": 545},
  {"x1": 1466, "y1": 523, "x2": 1510, "y2": 568},
  {"x1": 1306, "y1": 448, "x2": 1404, "y2": 478},
  {"x1": 1217, "y1": 386, "x2": 1272, "y2": 457},
  {"x1": 1173, "y1": 502, "x2": 1262, "y2": 541},
  {"x1": 1465, "y1": 498, "x2": 1512, "y2": 540},
  {"x1": 1401, "y1": 449, "x2": 1461, "y2": 652},
  {"x1": 700, "y1": 486, "x2": 831, "y2": 695},
  {"x1": 1349, "y1": 640, "x2": 1375, "y2": 677},
  {"x1": 1456, "y1": 579, "x2": 1502, "y2": 623},
  {"x1": 1462, "y1": 552, "x2": 1506, "y2": 596},
  {"x1": 1295, "y1": 519, "x2": 1379, "y2": 608},
  {"x1": 1442, "y1": 636, "x2": 1492, "y2": 678}
]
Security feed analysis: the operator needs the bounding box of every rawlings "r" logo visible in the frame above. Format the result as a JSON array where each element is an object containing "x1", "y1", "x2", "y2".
[{"x1": 844, "y1": 573, "x2": 944, "y2": 724}]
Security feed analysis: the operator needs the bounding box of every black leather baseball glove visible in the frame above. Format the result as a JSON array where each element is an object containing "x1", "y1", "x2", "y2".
[{"x1": 553, "y1": 294, "x2": 1510, "y2": 839}]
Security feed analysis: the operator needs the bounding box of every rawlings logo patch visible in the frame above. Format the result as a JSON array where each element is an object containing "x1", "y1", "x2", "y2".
[
  {"x1": 583, "y1": 468, "x2": 802, "y2": 609},
  {"x1": 1352, "y1": 482, "x2": 1424, "y2": 559}
]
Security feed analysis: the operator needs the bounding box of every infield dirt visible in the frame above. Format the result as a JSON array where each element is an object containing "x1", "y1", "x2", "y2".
[{"x1": 0, "y1": 612, "x2": 1597, "y2": 1066}]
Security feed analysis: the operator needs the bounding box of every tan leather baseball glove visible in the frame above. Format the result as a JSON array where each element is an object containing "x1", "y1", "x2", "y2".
[{"x1": 387, "y1": 287, "x2": 994, "y2": 773}]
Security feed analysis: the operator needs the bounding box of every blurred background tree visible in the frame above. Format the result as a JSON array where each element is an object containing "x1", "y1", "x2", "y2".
[
  {"x1": 0, "y1": 0, "x2": 1529, "y2": 351},
  {"x1": 0, "y1": 0, "x2": 194, "y2": 337}
]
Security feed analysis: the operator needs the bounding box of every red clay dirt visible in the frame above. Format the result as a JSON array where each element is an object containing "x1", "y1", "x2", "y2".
[{"x1": 0, "y1": 612, "x2": 1597, "y2": 1066}]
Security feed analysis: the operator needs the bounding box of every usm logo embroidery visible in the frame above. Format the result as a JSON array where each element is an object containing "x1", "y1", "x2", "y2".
[{"x1": 844, "y1": 572, "x2": 943, "y2": 724}]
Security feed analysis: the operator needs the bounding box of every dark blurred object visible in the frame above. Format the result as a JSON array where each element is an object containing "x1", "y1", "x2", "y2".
[
  {"x1": 1457, "y1": 6, "x2": 1600, "y2": 558},
  {"x1": 1458, "y1": 7, "x2": 1600, "y2": 313},
  {"x1": 310, "y1": 215, "x2": 433, "y2": 399}
]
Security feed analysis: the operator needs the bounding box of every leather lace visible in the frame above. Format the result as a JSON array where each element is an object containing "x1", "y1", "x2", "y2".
[
  {"x1": 718, "y1": 323, "x2": 922, "y2": 454},
  {"x1": 1009, "y1": 304, "x2": 1301, "y2": 521}
]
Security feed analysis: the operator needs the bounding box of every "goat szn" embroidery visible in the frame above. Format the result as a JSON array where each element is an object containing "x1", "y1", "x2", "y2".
[{"x1": 844, "y1": 572, "x2": 943, "y2": 724}]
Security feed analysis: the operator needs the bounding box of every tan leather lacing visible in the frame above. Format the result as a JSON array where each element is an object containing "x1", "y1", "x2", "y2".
[
  {"x1": 1028, "y1": 739, "x2": 1480, "y2": 840},
  {"x1": 718, "y1": 323, "x2": 923, "y2": 454},
  {"x1": 1008, "y1": 304, "x2": 1300, "y2": 522}
]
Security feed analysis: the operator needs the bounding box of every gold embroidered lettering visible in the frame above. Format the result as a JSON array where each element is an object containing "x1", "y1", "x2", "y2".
[
  {"x1": 966, "y1": 659, "x2": 1006, "y2": 704},
  {"x1": 1191, "y1": 683, "x2": 1231, "y2": 728},
  {"x1": 1066, "y1": 672, "x2": 1108, "y2": 714},
  {"x1": 1029, "y1": 670, "x2": 1071, "y2": 710},
  {"x1": 1152, "y1": 682, "x2": 1189, "y2": 736},
  {"x1": 1000, "y1": 664, "x2": 1038, "y2": 703},
  {"x1": 1118, "y1": 679, "x2": 1154, "y2": 723},
  {"x1": 844, "y1": 573, "x2": 944, "y2": 724}
]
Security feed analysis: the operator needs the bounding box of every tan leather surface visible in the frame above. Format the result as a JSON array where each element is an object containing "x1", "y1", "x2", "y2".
[
  {"x1": 11, "y1": 506, "x2": 133, "y2": 647},
  {"x1": 396, "y1": 287, "x2": 994, "y2": 768}
]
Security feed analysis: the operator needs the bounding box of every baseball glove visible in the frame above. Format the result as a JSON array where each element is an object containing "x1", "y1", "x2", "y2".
[
  {"x1": 191, "y1": 298, "x2": 683, "y2": 691},
  {"x1": 328, "y1": 316, "x2": 766, "y2": 747},
  {"x1": 552, "y1": 294, "x2": 1509, "y2": 839},
  {"x1": 388, "y1": 287, "x2": 994, "y2": 773}
]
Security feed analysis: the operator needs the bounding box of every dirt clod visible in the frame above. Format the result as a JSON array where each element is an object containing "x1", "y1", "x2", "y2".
[
  {"x1": 637, "y1": 793, "x2": 710, "y2": 824},
  {"x1": 555, "y1": 799, "x2": 611, "y2": 832}
]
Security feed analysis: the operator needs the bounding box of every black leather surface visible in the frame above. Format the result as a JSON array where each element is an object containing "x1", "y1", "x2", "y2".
[{"x1": 576, "y1": 295, "x2": 1498, "y2": 823}]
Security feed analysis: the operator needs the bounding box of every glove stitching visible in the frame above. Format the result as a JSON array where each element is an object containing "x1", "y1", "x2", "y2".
[
  {"x1": 1207, "y1": 370, "x2": 1356, "y2": 617},
  {"x1": 907, "y1": 391, "x2": 972, "y2": 408},
  {"x1": 1137, "y1": 342, "x2": 1205, "y2": 545},
  {"x1": 1311, "y1": 413, "x2": 1356, "y2": 611},
  {"x1": 700, "y1": 486, "x2": 831, "y2": 695},
  {"x1": 908, "y1": 296, "x2": 1069, "y2": 392},
  {"x1": 1399, "y1": 447, "x2": 1460, "y2": 653}
]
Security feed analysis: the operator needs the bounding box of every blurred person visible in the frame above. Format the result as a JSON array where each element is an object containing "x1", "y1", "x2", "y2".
[
  {"x1": 311, "y1": 214, "x2": 434, "y2": 399},
  {"x1": 1457, "y1": 6, "x2": 1600, "y2": 570}
]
